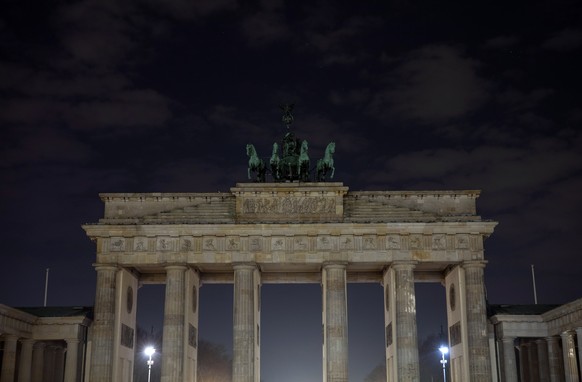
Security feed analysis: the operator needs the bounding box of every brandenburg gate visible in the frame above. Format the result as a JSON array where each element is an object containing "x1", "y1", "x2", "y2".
[
  {"x1": 82, "y1": 182, "x2": 496, "y2": 382},
  {"x1": 83, "y1": 106, "x2": 496, "y2": 382}
]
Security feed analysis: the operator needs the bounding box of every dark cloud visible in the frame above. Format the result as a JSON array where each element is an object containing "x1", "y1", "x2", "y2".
[
  {"x1": 484, "y1": 35, "x2": 520, "y2": 49},
  {"x1": 542, "y1": 28, "x2": 582, "y2": 51},
  {"x1": 142, "y1": 0, "x2": 238, "y2": 20},
  {"x1": 368, "y1": 45, "x2": 489, "y2": 123},
  {"x1": 241, "y1": 10, "x2": 291, "y2": 46}
]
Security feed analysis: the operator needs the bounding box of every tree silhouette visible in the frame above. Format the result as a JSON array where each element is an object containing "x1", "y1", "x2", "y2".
[{"x1": 197, "y1": 340, "x2": 232, "y2": 382}]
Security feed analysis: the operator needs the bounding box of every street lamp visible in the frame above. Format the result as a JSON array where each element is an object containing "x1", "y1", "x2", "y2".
[
  {"x1": 144, "y1": 346, "x2": 156, "y2": 382},
  {"x1": 438, "y1": 345, "x2": 448, "y2": 382}
]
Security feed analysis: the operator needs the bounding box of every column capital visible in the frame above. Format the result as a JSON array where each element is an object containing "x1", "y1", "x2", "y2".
[
  {"x1": 165, "y1": 264, "x2": 188, "y2": 271},
  {"x1": 322, "y1": 261, "x2": 347, "y2": 270},
  {"x1": 93, "y1": 264, "x2": 118, "y2": 272},
  {"x1": 20, "y1": 338, "x2": 35, "y2": 345},
  {"x1": 233, "y1": 262, "x2": 258, "y2": 271},
  {"x1": 560, "y1": 329, "x2": 575, "y2": 338},
  {"x1": 462, "y1": 260, "x2": 488, "y2": 269},
  {"x1": 33, "y1": 341, "x2": 46, "y2": 350},
  {"x1": 390, "y1": 260, "x2": 417, "y2": 270},
  {"x1": 65, "y1": 338, "x2": 80, "y2": 346},
  {"x1": 3, "y1": 333, "x2": 19, "y2": 341},
  {"x1": 501, "y1": 336, "x2": 516, "y2": 344}
]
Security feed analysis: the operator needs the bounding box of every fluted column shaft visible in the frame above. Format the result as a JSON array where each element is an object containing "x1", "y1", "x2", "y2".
[
  {"x1": 89, "y1": 265, "x2": 118, "y2": 382},
  {"x1": 323, "y1": 263, "x2": 348, "y2": 382},
  {"x1": 64, "y1": 339, "x2": 80, "y2": 382},
  {"x1": 463, "y1": 261, "x2": 492, "y2": 381},
  {"x1": 393, "y1": 261, "x2": 419, "y2": 382},
  {"x1": 31, "y1": 342, "x2": 46, "y2": 382},
  {"x1": 519, "y1": 342, "x2": 530, "y2": 382},
  {"x1": 576, "y1": 328, "x2": 582, "y2": 375},
  {"x1": 561, "y1": 330, "x2": 580, "y2": 382},
  {"x1": 54, "y1": 346, "x2": 65, "y2": 382},
  {"x1": 546, "y1": 336, "x2": 564, "y2": 382},
  {"x1": 527, "y1": 341, "x2": 540, "y2": 381},
  {"x1": 536, "y1": 338, "x2": 550, "y2": 382},
  {"x1": 17, "y1": 339, "x2": 35, "y2": 382},
  {"x1": 233, "y1": 264, "x2": 259, "y2": 382},
  {"x1": 161, "y1": 265, "x2": 188, "y2": 382},
  {"x1": 1, "y1": 334, "x2": 18, "y2": 382},
  {"x1": 501, "y1": 337, "x2": 518, "y2": 382},
  {"x1": 44, "y1": 345, "x2": 57, "y2": 382}
]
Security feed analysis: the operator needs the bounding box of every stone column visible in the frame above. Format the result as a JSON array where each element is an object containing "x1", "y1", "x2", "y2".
[
  {"x1": 64, "y1": 339, "x2": 80, "y2": 382},
  {"x1": 576, "y1": 327, "x2": 582, "y2": 374},
  {"x1": 233, "y1": 264, "x2": 260, "y2": 382},
  {"x1": 536, "y1": 338, "x2": 550, "y2": 382},
  {"x1": 161, "y1": 265, "x2": 187, "y2": 382},
  {"x1": 546, "y1": 336, "x2": 564, "y2": 382},
  {"x1": 322, "y1": 263, "x2": 348, "y2": 382},
  {"x1": 54, "y1": 346, "x2": 65, "y2": 382},
  {"x1": 18, "y1": 339, "x2": 35, "y2": 382},
  {"x1": 462, "y1": 260, "x2": 492, "y2": 381},
  {"x1": 44, "y1": 345, "x2": 57, "y2": 382},
  {"x1": 501, "y1": 337, "x2": 518, "y2": 382},
  {"x1": 560, "y1": 330, "x2": 580, "y2": 382},
  {"x1": 392, "y1": 261, "x2": 419, "y2": 381},
  {"x1": 1, "y1": 334, "x2": 18, "y2": 382},
  {"x1": 89, "y1": 265, "x2": 118, "y2": 382},
  {"x1": 31, "y1": 342, "x2": 46, "y2": 382},
  {"x1": 519, "y1": 342, "x2": 530, "y2": 382},
  {"x1": 527, "y1": 341, "x2": 540, "y2": 381}
]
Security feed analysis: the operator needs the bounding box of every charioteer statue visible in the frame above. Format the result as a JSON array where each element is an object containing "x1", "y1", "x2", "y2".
[{"x1": 246, "y1": 104, "x2": 335, "y2": 183}]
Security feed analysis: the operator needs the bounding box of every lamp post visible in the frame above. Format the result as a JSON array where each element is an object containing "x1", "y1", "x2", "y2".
[
  {"x1": 438, "y1": 345, "x2": 448, "y2": 382},
  {"x1": 145, "y1": 346, "x2": 155, "y2": 382}
]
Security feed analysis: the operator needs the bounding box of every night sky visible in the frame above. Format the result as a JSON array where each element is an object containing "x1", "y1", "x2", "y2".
[{"x1": 1, "y1": 0, "x2": 582, "y2": 381}]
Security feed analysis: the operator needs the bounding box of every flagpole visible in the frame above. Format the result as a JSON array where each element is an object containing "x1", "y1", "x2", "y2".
[
  {"x1": 531, "y1": 264, "x2": 538, "y2": 304},
  {"x1": 44, "y1": 268, "x2": 50, "y2": 307}
]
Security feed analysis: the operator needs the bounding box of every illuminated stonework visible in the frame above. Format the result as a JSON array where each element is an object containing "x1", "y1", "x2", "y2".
[{"x1": 82, "y1": 182, "x2": 497, "y2": 382}]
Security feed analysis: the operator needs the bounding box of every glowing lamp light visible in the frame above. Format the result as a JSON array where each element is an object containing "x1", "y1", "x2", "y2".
[
  {"x1": 438, "y1": 345, "x2": 448, "y2": 381},
  {"x1": 145, "y1": 346, "x2": 156, "y2": 382},
  {"x1": 145, "y1": 346, "x2": 156, "y2": 357}
]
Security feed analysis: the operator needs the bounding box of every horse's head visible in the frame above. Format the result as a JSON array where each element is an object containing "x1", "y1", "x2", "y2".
[
  {"x1": 301, "y1": 140, "x2": 308, "y2": 152},
  {"x1": 328, "y1": 142, "x2": 336, "y2": 153},
  {"x1": 272, "y1": 142, "x2": 278, "y2": 154},
  {"x1": 246, "y1": 144, "x2": 254, "y2": 156}
]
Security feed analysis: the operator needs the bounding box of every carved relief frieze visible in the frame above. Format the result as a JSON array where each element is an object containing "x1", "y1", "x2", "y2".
[
  {"x1": 294, "y1": 237, "x2": 308, "y2": 251},
  {"x1": 203, "y1": 238, "x2": 216, "y2": 251},
  {"x1": 110, "y1": 237, "x2": 126, "y2": 251},
  {"x1": 340, "y1": 236, "x2": 354, "y2": 250},
  {"x1": 409, "y1": 235, "x2": 423, "y2": 249},
  {"x1": 242, "y1": 196, "x2": 336, "y2": 215},
  {"x1": 317, "y1": 236, "x2": 333, "y2": 250},
  {"x1": 456, "y1": 235, "x2": 469, "y2": 249},
  {"x1": 226, "y1": 237, "x2": 240, "y2": 251},
  {"x1": 387, "y1": 235, "x2": 400, "y2": 249},
  {"x1": 250, "y1": 237, "x2": 262, "y2": 252},
  {"x1": 134, "y1": 237, "x2": 148, "y2": 252},
  {"x1": 363, "y1": 236, "x2": 377, "y2": 250},
  {"x1": 432, "y1": 235, "x2": 446, "y2": 250},
  {"x1": 180, "y1": 237, "x2": 193, "y2": 252},
  {"x1": 157, "y1": 237, "x2": 175, "y2": 252},
  {"x1": 271, "y1": 237, "x2": 285, "y2": 251}
]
